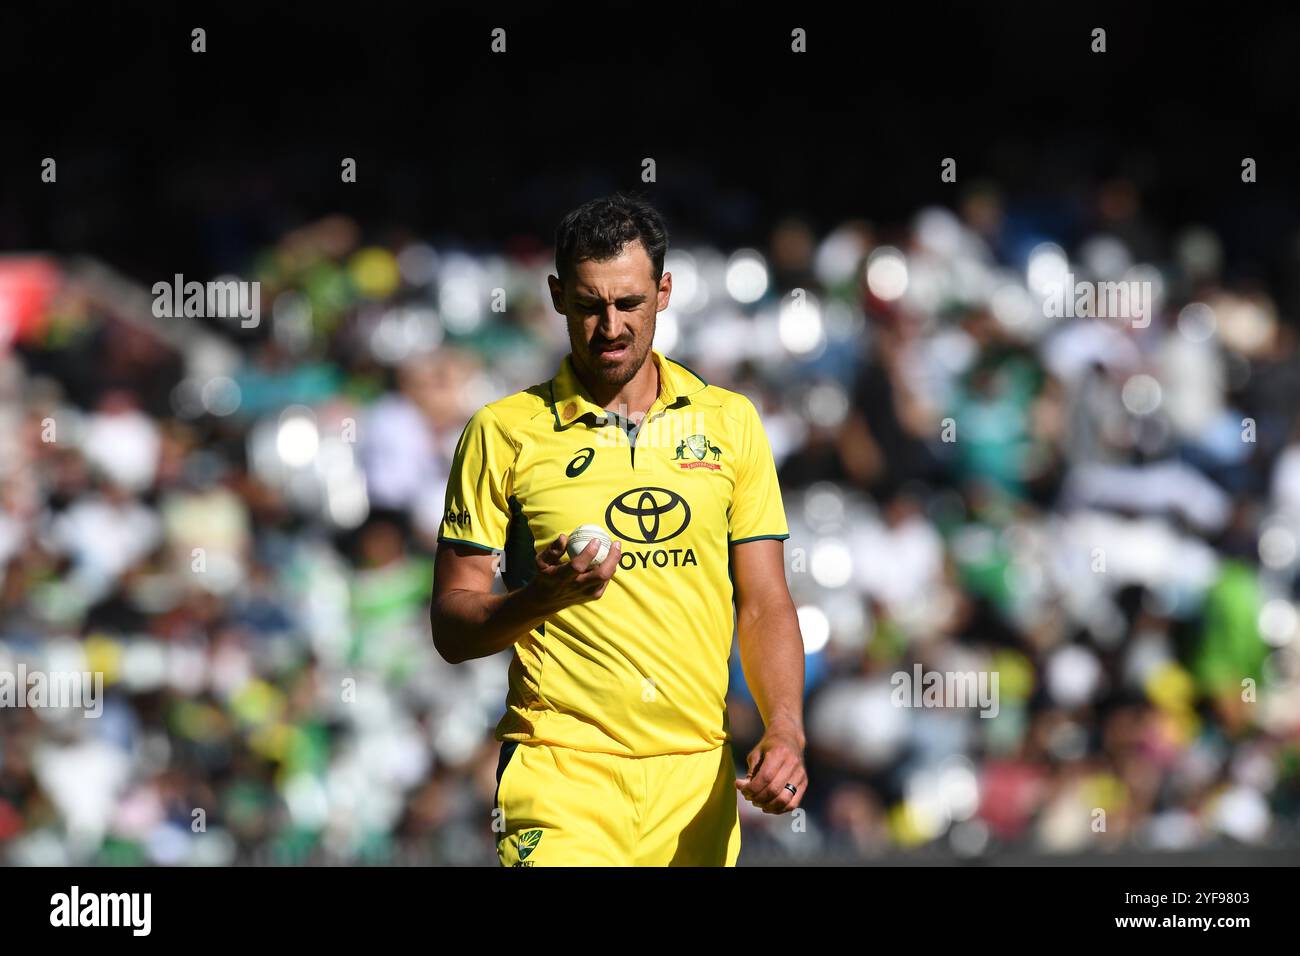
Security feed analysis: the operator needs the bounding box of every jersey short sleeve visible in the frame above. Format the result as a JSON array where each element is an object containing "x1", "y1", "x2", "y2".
[
  {"x1": 439, "y1": 406, "x2": 515, "y2": 552},
  {"x1": 727, "y1": 396, "x2": 789, "y2": 544}
]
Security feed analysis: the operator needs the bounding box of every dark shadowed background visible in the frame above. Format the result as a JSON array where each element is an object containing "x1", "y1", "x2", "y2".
[{"x1": 1, "y1": 2, "x2": 1299, "y2": 865}]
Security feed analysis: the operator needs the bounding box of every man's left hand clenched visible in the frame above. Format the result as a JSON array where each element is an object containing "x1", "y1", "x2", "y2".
[{"x1": 736, "y1": 726, "x2": 807, "y2": 814}]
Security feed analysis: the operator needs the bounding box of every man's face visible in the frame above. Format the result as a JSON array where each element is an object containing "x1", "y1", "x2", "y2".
[{"x1": 548, "y1": 241, "x2": 671, "y2": 391}]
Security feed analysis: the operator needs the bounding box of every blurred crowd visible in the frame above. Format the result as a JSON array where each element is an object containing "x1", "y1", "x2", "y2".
[{"x1": 1, "y1": 179, "x2": 1299, "y2": 865}]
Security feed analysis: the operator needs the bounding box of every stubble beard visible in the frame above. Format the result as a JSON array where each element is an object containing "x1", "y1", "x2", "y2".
[{"x1": 572, "y1": 325, "x2": 654, "y2": 393}]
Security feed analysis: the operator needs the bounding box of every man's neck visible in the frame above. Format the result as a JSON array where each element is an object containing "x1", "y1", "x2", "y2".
[{"x1": 576, "y1": 352, "x2": 660, "y2": 420}]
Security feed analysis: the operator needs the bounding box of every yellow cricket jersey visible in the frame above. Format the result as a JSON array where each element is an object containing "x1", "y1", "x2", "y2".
[{"x1": 439, "y1": 349, "x2": 789, "y2": 757}]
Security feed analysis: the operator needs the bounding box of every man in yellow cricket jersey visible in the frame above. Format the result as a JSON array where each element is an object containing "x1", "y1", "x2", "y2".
[{"x1": 431, "y1": 193, "x2": 806, "y2": 866}]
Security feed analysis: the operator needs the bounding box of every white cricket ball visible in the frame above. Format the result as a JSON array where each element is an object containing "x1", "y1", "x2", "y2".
[{"x1": 566, "y1": 524, "x2": 613, "y2": 564}]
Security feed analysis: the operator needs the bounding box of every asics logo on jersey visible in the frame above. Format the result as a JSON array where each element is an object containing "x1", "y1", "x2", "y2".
[{"x1": 566, "y1": 447, "x2": 595, "y2": 477}]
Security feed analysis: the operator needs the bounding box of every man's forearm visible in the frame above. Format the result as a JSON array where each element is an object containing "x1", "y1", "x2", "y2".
[
  {"x1": 432, "y1": 586, "x2": 550, "y2": 664},
  {"x1": 736, "y1": 598, "x2": 806, "y2": 744}
]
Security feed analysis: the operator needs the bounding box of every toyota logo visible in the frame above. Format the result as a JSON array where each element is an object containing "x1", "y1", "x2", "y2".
[{"x1": 605, "y1": 487, "x2": 691, "y2": 544}]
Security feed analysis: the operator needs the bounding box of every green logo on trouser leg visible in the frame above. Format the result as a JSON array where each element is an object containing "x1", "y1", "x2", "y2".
[{"x1": 517, "y1": 828, "x2": 543, "y2": 860}]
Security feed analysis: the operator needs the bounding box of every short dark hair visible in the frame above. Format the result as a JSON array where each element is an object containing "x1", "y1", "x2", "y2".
[{"x1": 554, "y1": 192, "x2": 669, "y2": 288}]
